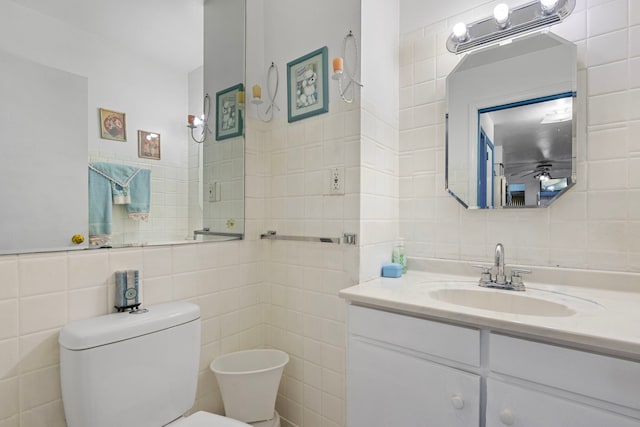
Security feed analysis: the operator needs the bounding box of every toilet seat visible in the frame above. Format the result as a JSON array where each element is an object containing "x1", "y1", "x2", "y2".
[{"x1": 169, "y1": 411, "x2": 251, "y2": 427}]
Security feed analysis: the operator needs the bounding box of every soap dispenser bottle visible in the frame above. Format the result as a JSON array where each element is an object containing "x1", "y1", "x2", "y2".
[{"x1": 392, "y1": 238, "x2": 407, "y2": 274}]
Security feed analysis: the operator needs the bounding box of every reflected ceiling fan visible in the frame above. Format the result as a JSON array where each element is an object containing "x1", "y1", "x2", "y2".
[{"x1": 514, "y1": 162, "x2": 554, "y2": 181}]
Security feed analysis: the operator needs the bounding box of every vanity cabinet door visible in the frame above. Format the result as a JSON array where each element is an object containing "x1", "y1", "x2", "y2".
[
  {"x1": 487, "y1": 379, "x2": 640, "y2": 427},
  {"x1": 347, "y1": 337, "x2": 480, "y2": 427}
]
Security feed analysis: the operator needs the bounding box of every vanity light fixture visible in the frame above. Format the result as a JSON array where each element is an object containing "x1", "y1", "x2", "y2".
[
  {"x1": 252, "y1": 62, "x2": 280, "y2": 122},
  {"x1": 187, "y1": 93, "x2": 211, "y2": 144},
  {"x1": 446, "y1": 0, "x2": 575, "y2": 54},
  {"x1": 332, "y1": 30, "x2": 363, "y2": 104},
  {"x1": 452, "y1": 22, "x2": 469, "y2": 42},
  {"x1": 540, "y1": 0, "x2": 560, "y2": 14},
  {"x1": 493, "y1": 3, "x2": 510, "y2": 29}
]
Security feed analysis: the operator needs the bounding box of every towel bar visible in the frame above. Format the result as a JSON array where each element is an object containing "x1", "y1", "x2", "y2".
[
  {"x1": 260, "y1": 230, "x2": 357, "y2": 245},
  {"x1": 193, "y1": 229, "x2": 243, "y2": 239}
]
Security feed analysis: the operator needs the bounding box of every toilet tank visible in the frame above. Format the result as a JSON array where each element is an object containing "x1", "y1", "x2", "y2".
[{"x1": 59, "y1": 302, "x2": 201, "y2": 427}]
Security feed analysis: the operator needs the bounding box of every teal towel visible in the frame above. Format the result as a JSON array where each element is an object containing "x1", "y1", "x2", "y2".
[
  {"x1": 88, "y1": 163, "x2": 151, "y2": 245},
  {"x1": 89, "y1": 162, "x2": 140, "y2": 204},
  {"x1": 88, "y1": 167, "x2": 112, "y2": 244},
  {"x1": 126, "y1": 169, "x2": 151, "y2": 220}
]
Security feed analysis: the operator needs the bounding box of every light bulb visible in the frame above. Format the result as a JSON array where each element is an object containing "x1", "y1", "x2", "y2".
[
  {"x1": 493, "y1": 3, "x2": 510, "y2": 28},
  {"x1": 453, "y1": 22, "x2": 468, "y2": 41},
  {"x1": 540, "y1": 0, "x2": 559, "y2": 14}
]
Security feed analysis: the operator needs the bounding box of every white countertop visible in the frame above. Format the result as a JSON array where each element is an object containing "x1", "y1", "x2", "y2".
[{"x1": 339, "y1": 261, "x2": 640, "y2": 360}]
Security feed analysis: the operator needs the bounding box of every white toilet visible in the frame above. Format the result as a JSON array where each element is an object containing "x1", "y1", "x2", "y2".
[
  {"x1": 59, "y1": 302, "x2": 251, "y2": 427},
  {"x1": 211, "y1": 349, "x2": 289, "y2": 427}
]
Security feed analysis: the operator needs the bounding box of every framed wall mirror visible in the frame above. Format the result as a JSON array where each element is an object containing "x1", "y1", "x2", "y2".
[
  {"x1": 0, "y1": 0, "x2": 245, "y2": 255},
  {"x1": 446, "y1": 32, "x2": 577, "y2": 209}
]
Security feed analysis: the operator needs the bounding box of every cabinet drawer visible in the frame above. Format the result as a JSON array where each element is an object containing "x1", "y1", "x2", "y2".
[
  {"x1": 490, "y1": 333, "x2": 640, "y2": 411},
  {"x1": 348, "y1": 305, "x2": 480, "y2": 366},
  {"x1": 348, "y1": 338, "x2": 480, "y2": 427},
  {"x1": 487, "y1": 378, "x2": 640, "y2": 427}
]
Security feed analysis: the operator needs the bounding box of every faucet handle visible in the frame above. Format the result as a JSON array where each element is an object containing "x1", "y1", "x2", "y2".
[
  {"x1": 509, "y1": 268, "x2": 531, "y2": 290},
  {"x1": 472, "y1": 264, "x2": 493, "y2": 285}
]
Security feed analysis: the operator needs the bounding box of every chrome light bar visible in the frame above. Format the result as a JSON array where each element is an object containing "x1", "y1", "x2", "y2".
[{"x1": 446, "y1": 0, "x2": 575, "y2": 54}]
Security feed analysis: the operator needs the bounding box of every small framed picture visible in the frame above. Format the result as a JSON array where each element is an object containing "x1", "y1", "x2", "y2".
[
  {"x1": 215, "y1": 83, "x2": 244, "y2": 141},
  {"x1": 287, "y1": 46, "x2": 329, "y2": 123},
  {"x1": 138, "y1": 130, "x2": 161, "y2": 160},
  {"x1": 99, "y1": 108, "x2": 126, "y2": 141}
]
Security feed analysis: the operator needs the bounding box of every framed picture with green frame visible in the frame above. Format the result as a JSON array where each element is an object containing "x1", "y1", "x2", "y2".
[
  {"x1": 215, "y1": 83, "x2": 244, "y2": 141},
  {"x1": 286, "y1": 46, "x2": 329, "y2": 123}
]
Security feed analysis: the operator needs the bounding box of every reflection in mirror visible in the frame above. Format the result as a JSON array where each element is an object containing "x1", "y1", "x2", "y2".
[
  {"x1": 201, "y1": 0, "x2": 246, "y2": 241},
  {"x1": 446, "y1": 32, "x2": 577, "y2": 210},
  {"x1": 0, "y1": 0, "x2": 245, "y2": 254},
  {"x1": 478, "y1": 93, "x2": 575, "y2": 208}
]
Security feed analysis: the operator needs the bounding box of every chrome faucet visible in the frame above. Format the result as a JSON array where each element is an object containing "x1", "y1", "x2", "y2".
[
  {"x1": 494, "y1": 243, "x2": 506, "y2": 285},
  {"x1": 473, "y1": 243, "x2": 530, "y2": 291}
]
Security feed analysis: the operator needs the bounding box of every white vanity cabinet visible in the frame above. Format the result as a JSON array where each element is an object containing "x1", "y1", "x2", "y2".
[
  {"x1": 347, "y1": 305, "x2": 481, "y2": 427},
  {"x1": 486, "y1": 379, "x2": 640, "y2": 427},
  {"x1": 487, "y1": 333, "x2": 640, "y2": 427},
  {"x1": 346, "y1": 305, "x2": 640, "y2": 427}
]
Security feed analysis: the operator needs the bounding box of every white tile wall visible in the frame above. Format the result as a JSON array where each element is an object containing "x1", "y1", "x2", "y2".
[
  {"x1": 260, "y1": 101, "x2": 361, "y2": 427},
  {"x1": 0, "y1": 240, "x2": 265, "y2": 426},
  {"x1": 202, "y1": 135, "x2": 245, "y2": 234},
  {"x1": 399, "y1": 0, "x2": 640, "y2": 272}
]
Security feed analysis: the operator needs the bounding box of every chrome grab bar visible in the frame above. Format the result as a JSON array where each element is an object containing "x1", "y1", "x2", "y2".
[{"x1": 260, "y1": 230, "x2": 357, "y2": 245}]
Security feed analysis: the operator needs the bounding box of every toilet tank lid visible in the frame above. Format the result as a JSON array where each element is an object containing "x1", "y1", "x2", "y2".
[{"x1": 59, "y1": 302, "x2": 200, "y2": 350}]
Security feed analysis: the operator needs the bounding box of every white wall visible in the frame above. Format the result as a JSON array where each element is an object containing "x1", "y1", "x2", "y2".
[
  {"x1": 260, "y1": 0, "x2": 362, "y2": 120},
  {"x1": 0, "y1": 241, "x2": 266, "y2": 426},
  {"x1": 247, "y1": 2, "x2": 361, "y2": 426},
  {"x1": 400, "y1": 0, "x2": 482, "y2": 33},
  {"x1": 359, "y1": 0, "x2": 401, "y2": 281},
  {"x1": 399, "y1": 0, "x2": 640, "y2": 271}
]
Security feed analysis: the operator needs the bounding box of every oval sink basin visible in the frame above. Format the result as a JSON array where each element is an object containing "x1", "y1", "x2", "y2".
[{"x1": 429, "y1": 288, "x2": 576, "y2": 317}]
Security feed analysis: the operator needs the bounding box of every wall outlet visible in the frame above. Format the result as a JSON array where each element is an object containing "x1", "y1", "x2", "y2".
[
  {"x1": 208, "y1": 183, "x2": 216, "y2": 202},
  {"x1": 208, "y1": 182, "x2": 221, "y2": 202},
  {"x1": 328, "y1": 167, "x2": 345, "y2": 195}
]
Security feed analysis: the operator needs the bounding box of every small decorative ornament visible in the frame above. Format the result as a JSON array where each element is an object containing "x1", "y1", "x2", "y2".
[
  {"x1": 226, "y1": 218, "x2": 236, "y2": 229},
  {"x1": 71, "y1": 234, "x2": 85, "y2": 244}
]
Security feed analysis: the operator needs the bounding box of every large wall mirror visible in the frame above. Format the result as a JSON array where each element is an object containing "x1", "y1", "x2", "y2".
[
  {"x1": 446, "y1": 33, "x2": 577, "y2": 209},
  {"x1": 0, "y1": 0, "x2": 245, "y2": 254}
]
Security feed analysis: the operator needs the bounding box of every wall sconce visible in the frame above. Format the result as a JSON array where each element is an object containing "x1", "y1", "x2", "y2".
[
  {"x1": 252, "y1": 62, "x2": 280, "y2": 122},
  {"x1": 187, "y1": 93, "x2": 211, "y2": 144},
  {"x1": 446, "y1": 0, "x2": 575, "y2": 54},
  {"x1": 332, "y1": 30, "x2": 363, "y2": 103},
  {"x1": 236, "y1": 90, "x2": 245, "y2": 120}
]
